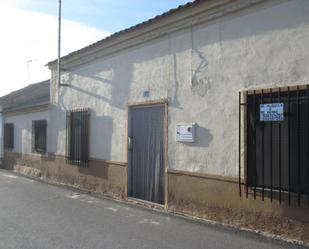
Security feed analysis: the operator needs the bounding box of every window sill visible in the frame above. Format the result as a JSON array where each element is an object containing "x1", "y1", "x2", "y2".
[{"x1": 66, "y1": 159, "x2": 89, "y2": 167}]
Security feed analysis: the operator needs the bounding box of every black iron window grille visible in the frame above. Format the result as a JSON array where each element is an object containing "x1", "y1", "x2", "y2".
[
  {"x1": 32, "y1": 120, "x2": 47, "y2": 153},
  {"x1": 4, "y1": 123, "x2": 14, "y2": 149},
  {"x1": 66, "y1": 109, "x2": 90, "y2": 167},
  {"x1": 239, "y1": 86, "x2": 309, "y2": 207}
]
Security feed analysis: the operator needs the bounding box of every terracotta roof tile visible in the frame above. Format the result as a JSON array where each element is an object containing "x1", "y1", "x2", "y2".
[
  {"x1": 48, "y1": 0, "x2": 208, "y2": 65},
  {"x1": 0, "y1": 80, "x2": 50, "y2": 113}
]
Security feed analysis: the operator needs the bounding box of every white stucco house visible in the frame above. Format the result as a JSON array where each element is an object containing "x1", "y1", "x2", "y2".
[{"x1": 1, "y1": 0, "x2": 309, "y2": 242}]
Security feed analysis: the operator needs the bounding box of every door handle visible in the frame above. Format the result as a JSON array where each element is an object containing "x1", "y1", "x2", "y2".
[{"x1": 128, "y1": 137, "x2": 134, "y2": 150}]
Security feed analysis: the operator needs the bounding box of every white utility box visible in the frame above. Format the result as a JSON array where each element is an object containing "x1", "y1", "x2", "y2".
[{"x1": 176, "y1": 123, "x2": 196, "y2": 142}]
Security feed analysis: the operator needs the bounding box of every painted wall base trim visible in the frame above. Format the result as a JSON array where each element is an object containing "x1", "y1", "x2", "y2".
[{"x1": 167, "y1": 168, "x2": 239, "y2": 184}]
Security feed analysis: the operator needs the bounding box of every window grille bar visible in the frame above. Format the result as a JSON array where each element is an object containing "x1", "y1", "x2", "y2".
[
  {"x1": 307, "y1": 85, "x2": 309, "y2": 207},
  {"x1": 75, "y1": 111, "x2": 78, "y2": 164},
  {"x1": 76, "y1": 111, "x2": 79, "y2": 164},
  {"x1": 261, "y1": 90, "x2": 265, "y2": 201},
  {"x1": 82, "y1": 109, "x2": 84, "y2": 166},
  {"x1": 71, "y1": 111, "x2": 74, "y2": 163},
  {"x1": 82, "y1": 109, "x2": 85, "y2": 167},
  {"x1": 71, "y1": 110, "x2": 73, "y2": 164},
  {"x1": 76, "y1": 111, "x2": 78, "y2": 164},
  {"x1": 69, "y1": 111, "x2": 72, "y2": 163},
  {"x1": 69, "y1": 110, "x2": 72, "y2": 164},
  {"x1": 80, "y1": 110, "x2": 83, "y2": 166},
  {"x1": 80, "y1": 109, "x2": 83, "y2": 166},
  {"x1": 278, "y1": 88, "x2": 282, "y2": 204},
  {"x1": 86, "y1": 109, "x2": 90, "y2": 167},
  {"x1": 66, "y1": 111, "x2": 69, "y2": 163},
  {"x1": 84, "y1": 109, "x2": 87, "y2": 167},
  {"x1": 32, "y1": 121, "x2": 35, "y2": 151},
  {"x1": 68, "y1": 111, "x2": 70, "y2": 163},
  {"x1": 82, "y1": 109, "x2": 85, "y2": 166},
  {"x1": 288, "y1": 87, "x2": 291, "y2": 206},
  {"x1": 4, "y1": 123, "x2": 14, "y2": 149},
  {"x1": 253, "y1": 90, "x2": 257, "y2": 199},
  {"x1": 83, "y1": 109, "x2": 85, "y2": 166},
  {"x1": 66, "y1": 109, "x2": 89, "y2": 166},
  {"x1": 78, "y1": 110, "x2": 80, "y2": 165},
  {"x1": 75, "y1": 109, "x2": 80, "y2": 166},
  {"x1": 85, "y1": 109, "x2": 88, "y2": 167},
  {"x1": 32, "y1": 120, "x2": 47, "y2": 153},
  {"x1": 239, "y1": 91, "x2": 242, "y2": 197},
  {"x1": 67, "y1": 111, "x2": 69, "y2": 163},
  {"x1": 84, "y1": 110, "x2": 89, "y2": 166},
  {"x1": 270, "y1": 88, "x2": 273, "y2": 202},
  {"x1": 297, "y1": 86, "x2": 301, "y2": 207},
  {"x1": 73, "y1": 111, "x2": 75, "y2": 163},
  {"x1": 246, "y1": 91, "x2": 249, "y2": 199}
]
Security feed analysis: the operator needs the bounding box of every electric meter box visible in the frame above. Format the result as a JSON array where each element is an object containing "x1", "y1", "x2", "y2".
[{"x1": 176, "y1": 123, "x2": 196, "y2": 142}]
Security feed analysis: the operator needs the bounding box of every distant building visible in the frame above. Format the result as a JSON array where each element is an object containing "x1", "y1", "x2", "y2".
[
  {"x1": 1, "y1": 0, "x2": 309, "y2": 242},
  {"x1": 0, "y1": 80, "x2": 50, "y2": 172}
]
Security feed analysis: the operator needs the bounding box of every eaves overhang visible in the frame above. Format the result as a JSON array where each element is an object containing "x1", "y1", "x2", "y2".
[{"x1": 2, "y1": 103, "x2": 51, "y2": 117}]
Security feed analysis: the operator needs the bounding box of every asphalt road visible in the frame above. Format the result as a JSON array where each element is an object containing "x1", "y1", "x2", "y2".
[{"x1": 0, "y1": 169, "x2": 306, "y2": 249}]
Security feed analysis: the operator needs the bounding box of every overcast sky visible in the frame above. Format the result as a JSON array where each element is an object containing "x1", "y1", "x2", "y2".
[{"x1": 0, "y1": 0, "x2": 191, "y2": 97}]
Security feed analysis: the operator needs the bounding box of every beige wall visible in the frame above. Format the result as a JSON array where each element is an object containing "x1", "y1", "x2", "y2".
[
  {"x1": 0, "y1": 106, "x2": 3, "y2": 162},
  {"x1": 4, "y1": 109, "x2": 50, "y2": 155},
  {"x1": 45, "y1": 0, "x2": 309, "y2": 178}
]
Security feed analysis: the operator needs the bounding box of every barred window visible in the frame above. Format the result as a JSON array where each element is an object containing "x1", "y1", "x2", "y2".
[
  {"x1": 4, "y1": 123, "x2": 14, "y2": 149},
  {"x1": 66, "y1": 109, "x2": 90, "y2": 166},
  {"x1": 32, "y1": 120, "x2": 47, "y2": 153},
  {"x1": 239, "y1": 86, "x2": 309, "y2": 207}
]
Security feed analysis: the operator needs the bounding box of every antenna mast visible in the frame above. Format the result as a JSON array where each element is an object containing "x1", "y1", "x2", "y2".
[{"x1": 57, "y1": 0, "x2": 61, "y2": 88}]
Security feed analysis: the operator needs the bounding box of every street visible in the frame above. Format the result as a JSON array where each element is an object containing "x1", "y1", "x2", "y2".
[{"x1": 0, "y1": 169, "x2": 305, "y2": 249}]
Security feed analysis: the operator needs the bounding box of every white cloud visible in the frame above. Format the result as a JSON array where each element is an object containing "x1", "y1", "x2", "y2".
[
  {"x1": 0, "y1": 0, "x2": 20, "y2": 8},
  {"x1": 0, "y1": 6, "x2": 110, "y2": 96}
]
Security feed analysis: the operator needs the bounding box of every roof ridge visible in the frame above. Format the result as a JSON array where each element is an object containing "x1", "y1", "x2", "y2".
[
  {"x1": 0, "y1": 80, "x2": 50, "y2": 100},
  {"x1": 48, "y1": 0, "x2": 207, "y2": 65}
]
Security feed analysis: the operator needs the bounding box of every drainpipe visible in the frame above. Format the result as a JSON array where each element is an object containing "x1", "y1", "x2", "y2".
[{"x1": 0, "y1": 106, "x2": 3, "y2": 167}]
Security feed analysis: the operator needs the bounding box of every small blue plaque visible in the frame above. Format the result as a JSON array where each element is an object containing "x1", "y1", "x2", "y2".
[
  {"x1": 143, "y1": 90, "x2": 150, "y2": 97},
  {"x1": 260, "y1": 103, "x2": 284, "y2": 121}
]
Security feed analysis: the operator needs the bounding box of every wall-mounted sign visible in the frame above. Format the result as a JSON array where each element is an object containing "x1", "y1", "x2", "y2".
[
  {"x1": 260, "y1": 103, "x2": 284, "y2": 121},
  {"x1": 176, "y1": 123, "x2": 196, "y2": 142}
]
